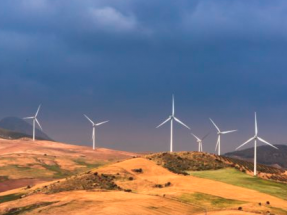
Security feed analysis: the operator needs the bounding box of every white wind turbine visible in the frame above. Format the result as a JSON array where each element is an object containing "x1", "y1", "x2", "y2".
[
  {"x1": 23, "y1": 105, "x2": 43, "y2": 141},
  {"x1": 210, "y1": 118, "x2": 237, "y2": 156},
  {"x1": 191, "y1": 132, "x2": 209, "y2": 152},
  {"x1": 84, "y1": 115, "x2": 109, "y2": 150},
  {"x1": 157, "y1": 95, "x2": 190, "y2": 152},
  {"x1": 236, "y1": 112, "x2": 278, "y2": 176}
]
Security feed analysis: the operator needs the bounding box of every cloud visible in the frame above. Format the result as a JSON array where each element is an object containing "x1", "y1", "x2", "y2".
[
  {"x1": 89, "y1": 7, "x2": 137, "y2": 32},
  {"x1": 1, "y1": 0, "x2": 287, "y2": 151}
]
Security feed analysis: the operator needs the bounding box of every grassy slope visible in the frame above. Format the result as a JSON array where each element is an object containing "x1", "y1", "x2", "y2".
[
  {"x1": 0, "y1": 158, "x2": 106, "y2": 181},
  {"x1": 189, "y1": 168, "x2": 287, "y2": 200},
  {"x1": 179, "y1": 192, "x2": 246, "y2": 210}
]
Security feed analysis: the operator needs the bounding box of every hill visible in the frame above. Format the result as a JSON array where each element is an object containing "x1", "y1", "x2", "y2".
[
  {"x1": 0, "y1": 156, "x2": 287, "y2": 215},
  {"x1": 225, "y1": 145, "x2": 287, "y2": 169},
  {"x1": 146, "y1": 152, "x2": 287, "y2": 183},
  {"x1": 0, "y1": 127, "x2": 36, "y2": 140},
  {"x1": 0, "y1": 117, "x2": 52, "y2": 140},
  {"x1": 0, "y1": 138, "x2": 137, "y2": 192}
]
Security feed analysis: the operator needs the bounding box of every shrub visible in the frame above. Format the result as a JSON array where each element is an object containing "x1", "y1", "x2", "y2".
[
  {"x1": 132, "y1": 168, "x2": 143, "y2": 173},
  {"x1": 165, "y1": 182, "x2": 171, "y2": 187},
  {"x1": 154, "y1": 184, "x2": 163, "y2": 188}
]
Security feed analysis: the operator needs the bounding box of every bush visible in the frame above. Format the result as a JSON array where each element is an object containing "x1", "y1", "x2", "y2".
[
  {"x1": 128, "y1": 177, "x2": 134, "y2": 181},
  {"x1": 165, "y1": 182, "x2": 171, "y2": 187},
  {"x1": 132, "y1": 168, "x2": 143, "y2": 173},
  {"x1": 154, "y1": 184, "x2": 163, "y2": 188}
]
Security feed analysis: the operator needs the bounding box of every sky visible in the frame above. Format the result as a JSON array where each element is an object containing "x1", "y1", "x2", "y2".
[{"x1": 1, "y1": 0, "x2": 287, "y2": 153}]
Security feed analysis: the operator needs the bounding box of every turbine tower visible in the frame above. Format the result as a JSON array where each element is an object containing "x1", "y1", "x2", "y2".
[
  {"x1": 236, "y1": 112, "x2": 278, "y2": 176},
  {"x1": 157, "y1": 95, "x2": 190, "y2": 152},
  {"x1": 84, "y1": 115, "x2": 108, "y2": 150},
  {"x1": 210, "y1": 118, "x2": 237, "y2": 156},
  {"x1": 23, "y1": 105, "x2": 43, "y2": 141},
  {"x1": 191, "y1": 132, "x2": 209, "y2": 152}
]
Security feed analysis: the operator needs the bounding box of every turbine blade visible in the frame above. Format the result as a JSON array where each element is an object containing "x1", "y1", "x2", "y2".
[
  {"x1": 172, "y1": 94, "x2": 175, "y2": 115},
  {"x1": 221, "y1": 130, "x2": 237, "y2": 134},
  {"x1": 174, "y1": 117, "x2": 190, "y2": 130},
  {"x1": 255, "y1": 112, "x2": 258, "y2": 135},
  {"x1": 23, "y1": 116, "x2": 34, "y2": 119},
  {"x1": 209, "y1": 118, "x2": 220, "y2": 132},
  {"x1": 156, "y1": 117, "x2": 171, "y2": 128},
  {"x1": 257, "y1": 137, "x2": 278, "y2": 149},
  {"x1": 201, "y1": 132, "x2": 210, "y2": 141},
  {"x1": 96, "y1": 121, "x2": 109, "y2": 126},
  {"x1": 35, "y1": 105, "x2": 41, "y2": 117},
  {"x1": 84, "y1": 114, "x2": 95, "y2": 125},
  {"x1": 191, "y1": 133, "x2": 200, "y2": 141},
  {"x1": 35, "y1": 118, "x2": 43, "y2": 131},
  {"x1": 236, "y1": 137, "x2": 255, "y2": 150}
]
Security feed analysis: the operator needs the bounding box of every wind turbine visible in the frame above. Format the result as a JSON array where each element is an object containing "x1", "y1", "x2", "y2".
[
  {"x1": 84, "y1": 115, "x2": 109, "y2": 150},
  {"x1": 191, "y1": 132, "x2": 209, "y2": 152},
  {"x1": 236, "y1": 112, "x2": 278, "y2": 176},
  {"x1": 23, "y1": 105, "x2": 43, "y2": 141},
  {"x1": 157, "y1": 95, "x2": 190, "y2": 152},
  {"x1": 210, "y1": 118, "x2": 237, "y2": 156}
]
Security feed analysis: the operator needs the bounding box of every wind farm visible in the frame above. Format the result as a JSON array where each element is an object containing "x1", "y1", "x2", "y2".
[
  {"x1": 1, "y1": 0, "x2": 287, "y2": 214},
  {"x1": 0, "y1": 101, "x2": 286, "y2": 215}
]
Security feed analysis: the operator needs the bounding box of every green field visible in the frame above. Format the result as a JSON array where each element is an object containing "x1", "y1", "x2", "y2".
[
  {"x1": 188, "y1": 168, "x2": 287, "y2": 200},
  {"x1": 179, "y1": 192, "x2": 246, "y2": 210},
  {"x1": 0, "y1": 160, "x2": 106, "y2": 181}
]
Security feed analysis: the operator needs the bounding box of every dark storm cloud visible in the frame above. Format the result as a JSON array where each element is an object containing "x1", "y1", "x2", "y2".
[{"x1": 1, "y1": 0, "x2": 287, "y2": 153}]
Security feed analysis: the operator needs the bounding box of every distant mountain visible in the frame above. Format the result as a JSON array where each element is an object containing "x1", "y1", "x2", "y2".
[
  {"x1": 0, "y1": 117, "x2": 52, "y2": 140},
  {"x1": 0, "y1": 127, "x2": 34, "y2": 140},
  {"x1": 225, "y1": 144, "x2": 287, "y2": 169}
]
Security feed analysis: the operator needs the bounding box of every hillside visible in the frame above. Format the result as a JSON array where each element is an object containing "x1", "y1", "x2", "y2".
[
  {"x1": 146, "y1": 152, "x2": 287, "y2": 183},
  {"x1": 0, "y1": 117, "x2": 52, "y2": 140},
  {"x1": 225, "y1": 145, "x2": 287, "y2": 169},
  {"x1": 0, "y1": 156, "x2": 287, "y2": 215},
  {"x1": 0, "y1": 138, "x2": 137, "y2": 192}
]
